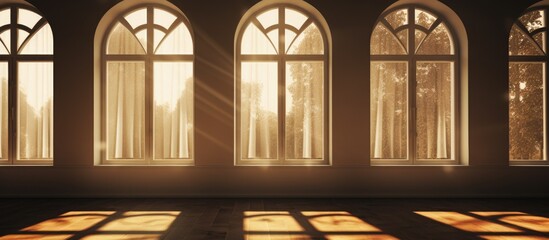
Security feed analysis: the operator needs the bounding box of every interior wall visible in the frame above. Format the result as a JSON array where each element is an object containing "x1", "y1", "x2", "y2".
[{"x1": 0, "y1": 0, "x2": 548, "y2": 197}]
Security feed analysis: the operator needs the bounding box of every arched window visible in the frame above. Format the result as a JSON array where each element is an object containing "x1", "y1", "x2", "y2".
[
  {"x1": 509, "y1": 7, "x2": 548, "y2": 164},
  {"x1": 0, "y1": 2, "x2": 53, "y2": 165},
  {"x1": 101, "y1": 4, "x2": 193, "y2": 165},
  {"x1": 371, "y1": 6, "x2": 459, "y2": 165},
  {"x1": 235, "y1": 2, "x2": 330, "y2": 165}
]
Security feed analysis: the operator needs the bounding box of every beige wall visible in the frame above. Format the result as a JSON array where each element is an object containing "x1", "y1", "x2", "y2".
[{"x1": 1, "y1": 0, "x2": 548, "y2": 197}]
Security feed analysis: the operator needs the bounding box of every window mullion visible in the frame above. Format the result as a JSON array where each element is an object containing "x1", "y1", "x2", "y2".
[
  {"x1": 9, "y1": 6, "x2": 17, "y2": 163},
  {"x1": 146, "y1": 7, "x2": 154, "y2": 163},
  {"x1": 278, "y1": 7, "x2": 285, "y2": 163},
  {"x1": 408, "y1": 7, "x2": 417, "y2": 164}
]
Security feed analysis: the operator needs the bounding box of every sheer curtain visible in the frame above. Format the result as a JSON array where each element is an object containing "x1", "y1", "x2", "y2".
[
  {"x1": 153, "y1": 62, "x2": 192, "y2": 159},
  {"x1": 107, "y1": 62, "x2": 145, "y2": 159},
  {"x1": 241, "y1": 62, "x2": 278, "y2": 159},
  {"x1": 285, "y1": 62, "x2": 323, "y2": 159},
  {"x1": 370, "y1": 62, "x2": 408, "y2": 159},
  {"x1": 18, "y1": 62, "x2": 53, "y2": 159},
  {"x1": 0, "y1": 63, "x2": 7, "y2": 160}
]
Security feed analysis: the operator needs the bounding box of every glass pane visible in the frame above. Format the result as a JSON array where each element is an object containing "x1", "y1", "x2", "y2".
[
  {"x1": 17, "y1": 29, "x2": 29, "y2": 50},
  {"x1": 416, "y1": 23, "x2": 454, "y2": 55},
  {"x1": 371, "y1": 23, "x2": 406, "y2": 55},
  {"x1": 106, "y1": 62, "x2": 145, "y2": 159},
  {"x1": 241, "y1": 62, "x2": 278, "y2": 159},
  {"x1": 0, "y1": 30, "x2": 10, "y2": 54},
  {"x1": 0, "y1": 63, "x2": 7, "y2": 160},
  {"x1": 371, "y1": 62, "x2": 408, "y2": 159},
  {"x1": 415, "y1": 9, "x2": 437, "y2": 30},
  {"x1": 241, "y1": 23, "x2": 276, "y2": 55},
  {"x1": 0, "y1": 9, "x2": 9, "y2": 26},
  {"x1": 18, "y1": 9, "x2": 41, "y2": 29},
  {"x1": 20, "y1": 23, "x2": 53, "y2": 55},
  {"x1": 266, "y1": 29, "x2": 278, "y2": 52},
  {"x1": 107, "y1": 23, "x2": 146, "y2": 54},
  {"x1": 257, "y1": 8, "x2": 278, "y2": 29},
  {"x1": 509, "y1": 25, "x2": 544, "y2": 56},
  {"x1": 396, "y1": 29, "x2": 408, "y2": 53},
  {"x1": 509, "y1": 63, "x2": 545, "y2": 160},
  {"x1": 285, "y1": 30, "x2": 296, "y2": 53},
  {"x1": 385, "y1": 8, "x2": 408, "y2": 29},
  {"x1": 416, "y1": 62, "x2": 454, "y2": 160},
  {"x1": 519, "y1": 10, "x2": 545, "y2": 33},
  {"x1": 415, "y1": 30, "x2": 427, "y2": 53},
  {"x1": 156, "y1": 22, "x2": 193, "y2": 54},
  {"x1": 17, "y1": 62, "x2": 53, "y2": 160},
  {"x1": 124, "y1": 8, "x2": 147, "y2": 30},
  {"x1": 153, "y1": 62, "x2": 193, "y2": 160},
  {"x1": 286, "y1": 62, "x2": 323, "y2": 159},
  {"x1": 135, "y1": 29, "x2": 148, "y2": 52},
  {"x1": 533, "y1": 32, "x2": 545, "y2": 53},
  {"x1": 153, "y1": 29, "x2": 164, "y2": 51},
  {"x1": 154, "y1": 8, "x2": 176, "y2": 29},
  {"x1": 287, "y1": 23, "x2": 323, "y2": 54},
  {"x1": 285, "y1": 8, "x2": 307, "y2": 30}
]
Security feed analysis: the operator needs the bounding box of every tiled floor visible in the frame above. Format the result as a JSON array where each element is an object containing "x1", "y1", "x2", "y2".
[{"x1": 0, "y1": 198, "x2": 548, "y2": 239}]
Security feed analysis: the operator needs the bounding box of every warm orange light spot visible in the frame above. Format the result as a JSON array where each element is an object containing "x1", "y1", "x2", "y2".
[
  {"x1": 80, "y1": 234, "x2": 162, "y2": 240},
  {"x1": 244, "y1": 211, "x2": 304, "y2": 232},
  {"x1": 480, "y1": 236, "x2": 549, "y2": 240},
  {"x1": 325, "y1": 235, "x2": 399, "y2": 240},
  {"x1": 245, "y1": 234, "x2": 311, "y2": 240},
  {"x1": 415, "y1": 211, "x2": 522, "y2": 232},
  {"x1": 301, "y1": 211, "x2": 381, "y2": 232},
  {"x1": 21, "y1": 211, "x2": 115, "y2": 231},
  {"x1": 471, "y1": 212, "x2": 549, "y2": 232},
  {"x1": 0, "y1": 234, "x2": 72, "y2": 240},
  {"x1": 99, "y1": 211, "x2": 179, "y2": 231}
]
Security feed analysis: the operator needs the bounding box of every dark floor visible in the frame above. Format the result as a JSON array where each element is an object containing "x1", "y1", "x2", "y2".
[{"x1": 0, "y1": 198, "x2": 548, "y2": 240}]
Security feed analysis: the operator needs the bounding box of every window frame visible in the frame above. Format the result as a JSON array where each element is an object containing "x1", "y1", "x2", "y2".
[
  {"x1": 100, "y1": 4, "x2": 195, "y2": 166},
  {"x1": 370, "y1": 4, "x2": 461, "y2": 166},
  {"x1": 235, "y1": 3, "x2": 331, "y2": 166},
  {"x1": 0, "y1": 3, "x2": 53, "y2": 165},
  {"x1": 509, "y1": 6, "x2": 549, "y2": 165}
]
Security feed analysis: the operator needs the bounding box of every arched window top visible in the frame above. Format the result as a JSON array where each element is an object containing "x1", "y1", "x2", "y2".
[
  {"x1": 0, "y1": 4, "x2": 53, "y2": 55},
  {"x1": 239, "y1": 5, "x2": 324, "y2": 55},
  {"x1": 509, "y1": 9, "x2": 546, "y2": 56},
  {"x1": 105, "y1": 5, "x2": 193, "y2": 55},
  {"x1": 371, "y1": 6, "x2": 455, "y2": 56}
]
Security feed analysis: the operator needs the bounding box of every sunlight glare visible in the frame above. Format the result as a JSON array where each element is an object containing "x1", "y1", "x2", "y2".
[
  {"x1": 415, "y1": 211, "x2": 522, "y2": 232},
  {"x1": 302, "y1": 211, "x2": 381, "y2": 232}
]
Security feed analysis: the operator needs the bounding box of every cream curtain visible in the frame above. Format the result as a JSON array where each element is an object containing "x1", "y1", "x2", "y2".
[
  {"x1": 370, "y1": 62, "x2": 408, "y2": 159},
  {"x1": 285, "y1": 62, "x2": 323, "y2": 159},
  {"x1": 153, "y1": 62, "x2": 193, "y2": 159},
  {"x1": 0, "y1": 63, "x2": 7, "y2": 159},
  {"x1": 241, "y1": 62, "x2": 278, "y2": 159},
  {"x1": 18, "y1": 62, "x2": 53, "y2": 159}
]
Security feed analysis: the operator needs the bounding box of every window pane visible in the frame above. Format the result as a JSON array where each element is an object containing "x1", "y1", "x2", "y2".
[
  {"x1": 241, "y1": 23, "x2": 277, "y2": 55},
  {"x1": 257, "y1": 8, "x2": 278, "y2": 29},
  {"x1": 371, "y1": 23, "x2": 406, "y2": 55},
  {"x1": 371, "y1": 62, "x2": 408, "y2": 159},
  {"x1": 286, "y1": 62, "x2": 323, "y2": 159},
  {"x1": 416, "y1": 62, "x2": 454, "y2": 160},
  {"x1": 154, "y1": 8, "x2": 176, "y2": 29},
  {"x1": 287, "y1": 23, "x2": 323, "y2": 55},
  {"x1": 0, "y1": 30, "x2": 9, "y2": 54},
  {"x1": 106, "y1": 62, "x2": 145, "y2": 160},
  {"x1": 241, "y1": 62, "x2": 278, "y2": 159},
  {"x1": 18, "y1": 9, "x2": 41, "y2": 29},
  {"x1": 509, "y1": 63, "x2": 545, "y2": 160},
  {"x1": 519, "y1": 10, "x2": 545, "y2": 33},
  {"x1": 107, "y1": 23, "x2": 145, "y2": 55},
  {"x1": 124, "y1": 8, "x2": 147, "y2": 30},
  {"x1": 385, "y1": 8, "x2": 408, "y2": 29},
  {"x1": 415, "y1": 9, "x2": 437, "y2": 30},
  {"x1": 0, "y1": 8, "x2": 9, "y2": 26},
  {"x1": 416, "y1": 23, "x2": 454, "y2": 55},
  {"x1": 509, "y1": 25, "x2": 544, "y2": 56},
  {"x1": 19, "y1": 23, "x2": 53, "y2": 55},
  {"x1": 0, "y1": 62, "x2": 7, "y2": 160},
  {"x1": 285, "y1": 8, "x2": 307, "y2": 30},
  {"x1": 156, "y1": 22, "x2": 193, "y2": 54},
  {"x1": 17, "y1": 62, "x2": 53, "y2": 160},
  {"x1": 153, "y1": 62, "x2": 193, "y2": 160}
]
